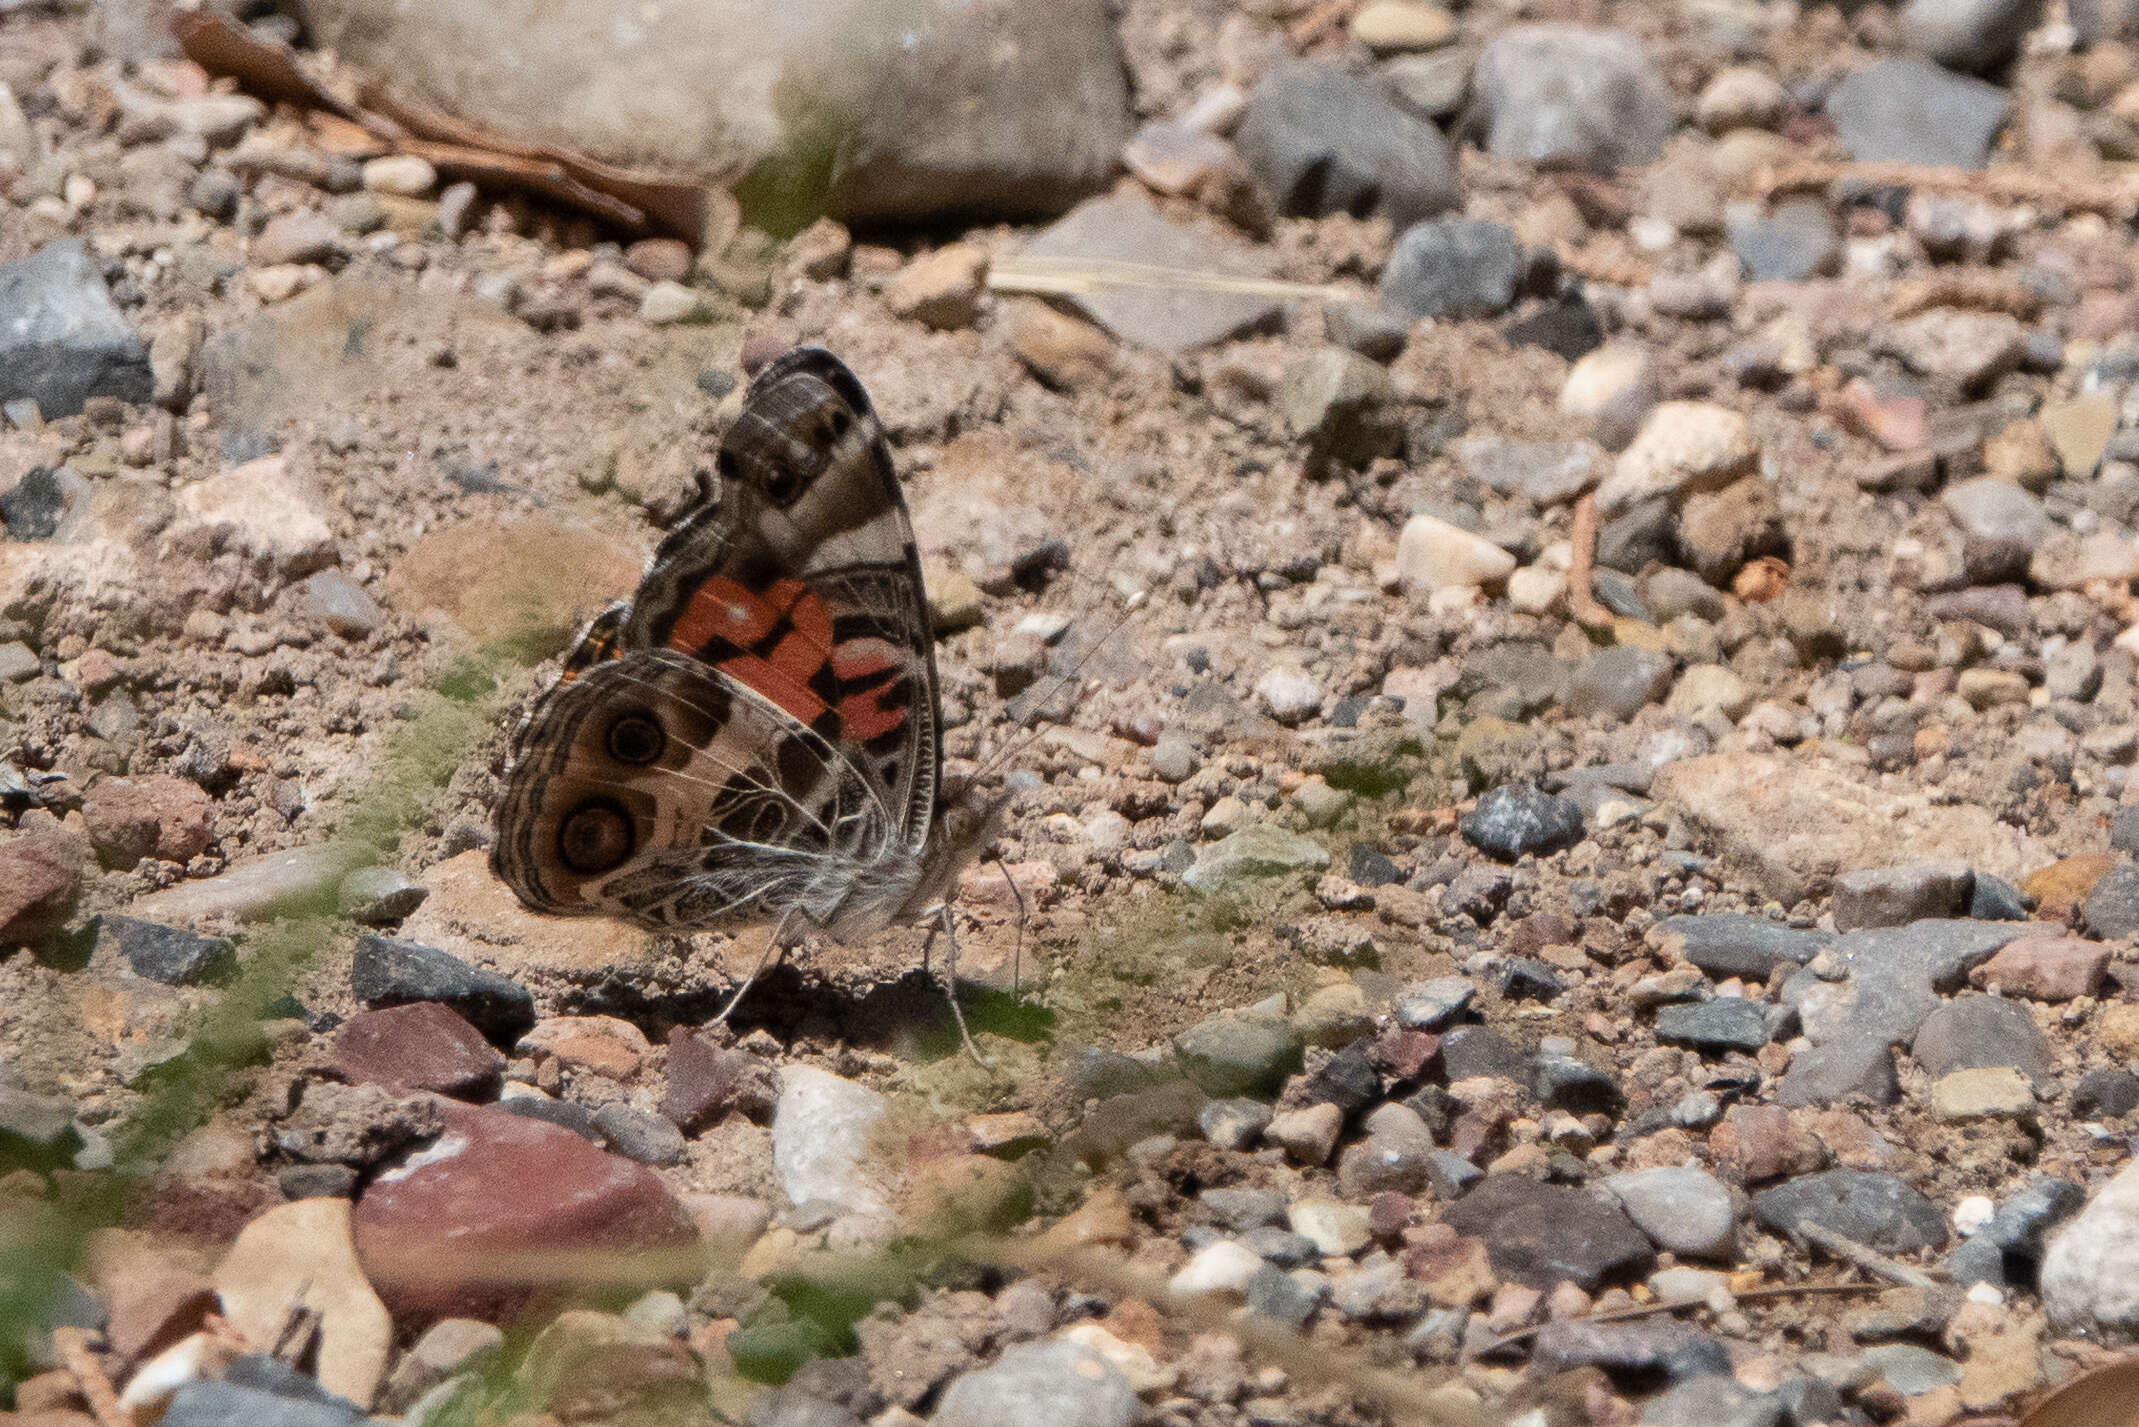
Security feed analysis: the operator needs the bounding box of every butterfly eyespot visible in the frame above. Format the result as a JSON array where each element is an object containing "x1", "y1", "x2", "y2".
[
  {"x1": 825, "y1": 406, "x2": 850, "y2": 441},
  {"x1": 557, "y1": 800, "x2": 634, "y2": 874},
  {"x1": 605, "y1": 711, "x2": 666, "y2": 765},
  {"x1": 762, "y1": 464, "x2": 802, "y2": 506}
]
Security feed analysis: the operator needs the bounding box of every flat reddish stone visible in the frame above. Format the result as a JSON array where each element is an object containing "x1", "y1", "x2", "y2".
[
  {"x1": 352, "y1": 1101, "x2": 697, "y2": 1322},
  {"x1": 1969, "y1": 935, "x2": 2109, "y2": 1002},
  {"x1": 334, "y1": 1003, "x2": 503, "y2": 1100},
  {"x1": 80, "y1": 774, "x2": 214, "y2": 868},
  {"x1": 522, "y1": 1015, "x2": 649, "y2": 1080},
  {"x1": 1366, "y1": 1029, "x2": 1441, "y2": 1082},
  {"x1": 660, "y1": 1028, "x2": 766, "y2": 1131},
  {"x1": 1710, "y1": 1104, "x2": 1827, "y2": 1184},
  {"x1": 1833, "y1": 377, "x2": 1928, "y2": 453}
]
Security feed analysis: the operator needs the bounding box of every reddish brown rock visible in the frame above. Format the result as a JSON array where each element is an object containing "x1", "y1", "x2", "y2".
[
  {"x1": 1969, "y1": 935, "x2": 2109, "y2": 1002},
  {"x1": 80, "y1": 774, "x2": 214, "y2": 868},
  {"x1": 0, "y1": 827, "x2": 86, "y2": 945},
  {"x1": 352, "y1": 1100, "x2": 698, "y2": 1321},
  {"x1": 1833, "y1": 377, "x2": 1929, "y2": 453},
  {"x1": 1711, "y1": 1104, "x2": 1828, "y2": 1184},
  {"x1": 522, "y1": 1015, "x2": 650, "y2": 1080},
  {"x1": 334, "y1": 1003, "x2": 504, "y2": 1100},
  {"x1": 661, "y1": 1028, "x2": 771, "y2": 1131},
  {"x1": 1366, "y1": 1028, "x2": 1442, "y2": 1081}
]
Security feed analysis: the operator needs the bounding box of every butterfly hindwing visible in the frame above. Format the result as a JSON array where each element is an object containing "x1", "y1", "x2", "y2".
[{"x1": 492, "y1": 348, "x2": 945, "y2": 934}]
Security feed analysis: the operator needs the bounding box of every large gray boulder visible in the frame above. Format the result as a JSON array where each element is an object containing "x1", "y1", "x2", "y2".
[{"x1": 294, "y1": 0, "x2": 1131, "y2": 227}]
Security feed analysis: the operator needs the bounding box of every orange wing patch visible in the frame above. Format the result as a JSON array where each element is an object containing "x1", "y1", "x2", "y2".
[{"x1": 667, "y1": 576, "x2": 906, "y2": 743}]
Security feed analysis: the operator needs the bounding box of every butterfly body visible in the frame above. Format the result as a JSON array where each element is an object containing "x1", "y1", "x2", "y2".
[{"x1": 492, "y1": 348, "x2": 1000, "y2": 943}]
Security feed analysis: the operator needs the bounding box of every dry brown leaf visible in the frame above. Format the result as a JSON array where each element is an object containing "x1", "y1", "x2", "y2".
[{"x1": 2020, "y1": 1356, "x2": 2139, "y2": 1427}]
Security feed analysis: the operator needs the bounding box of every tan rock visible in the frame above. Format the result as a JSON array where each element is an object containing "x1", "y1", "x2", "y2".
[
  {"x1": 1596, "y1": 402, "x2": 1758, "y2": 517},
  {"x1": 214, "y1": 1199, "x2": 391, "y2": 1409},
  {"x1": 884, "y1": 242, "x2": 987, "y2": 330},
  {"x1": 387, "y1": 515, "x2": 644, "y2": 653}
]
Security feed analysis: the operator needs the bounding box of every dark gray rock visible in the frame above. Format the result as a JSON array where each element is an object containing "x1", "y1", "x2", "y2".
[
  {"x1": 1983, "y1": 1176, "x2": 2085, "y2": 1259},
  {"x1": 1379, "y1": 218, "x2": 1523, "y2": 321},
  {"x1": 1533, "y1": 1056, "x2": 1625, "y2": 1116},
  {"x1": 1655, "y1": 998, "x2": 1771, "y2": 1055},
  {"x1": 1442, "y1": 1174, "x2": 1657, "y2": 1289},
  {"x1": 1832, "y1": 860, "x2": 1974, "y2": 932},
  {"x1": 1499, "y1": 957, "x2": 1564, "y2": 1002},
  {"x1": 1244, "y1": 1263, "x2": 1324, "y2": 1329},
  {"x1": 336, "y1": 867, "x2": 427, "y2": 926},
  {"x1": 2112, "y1": 806, "x2": 2139, "y2": 856},
  {"x1": 1233, "y1": 62, "x2": 1459, "y2": 229},
  {"x1": 1597, "y1": 496, "x2": 1676, "y2": 572},
  {"x1": 1970, "y1": 872, "x2": 2029, "y2": 921},
  {"x1": 1460, "y1": 784, "x2": 1584, "y2": 861},
  {"x1": 1728, "y1": 198, "x2": 1838, "y2": 283},
  {"x1": 1654, "y1": 914, "x2": 1831, "y2": 980},
  {"x1": 1442, "y1": 1025, "x2": 1528, "y2": 1082},
  {"x1": 1425, "y1": 1149, "x2": 1484, "y2": 1198},
  {"x1": 1911, "y1": 993, "x2": 2054, "y2": 1087},
  {"x1": 2083, "y1": 863, "x2": 2139, "y2": 939},
  {"x1": 98, "y1": 915, "x2": 236, "y2": 987},
  {"x1": 1900, "y1": 0, "x2": 2044, "y2": 74},
  {"x1": 1303, "y1": 1040, "x2": 1383, "y2": 1115},
  {"x1": 1947, "y1": 1235, "x2": 2009, "y2": 1289},
  {"x1": 1471, "y1": 25, "x2": 1674, "y2": 173},
  {"x1": 1501, "y1": 293, "x2": 1604, "y2": 361},
  {"x1": 350, "y1": 935, "x2": 536, "y2": 1044},
  {"x1": 2074, "y1": 1068, "x2": 2139, "y2": 1118},
  {"x1": 1778, "y1": 919, "x2": 2029, "y2": 1107},
  {"x1": 1751, "y1": 1169, "x2": 1948, "y2": 1254},
  {"x1": 593, "y1": 1101, "x2": 689, "y2": 1165},
  {"x1": 1198, "y1": 1097, "x2": 1274, "y2": 1150},
  {"x1": 1825, "y1": 58, "x2": 2011, "y2": 170},
  {"x1": 496, "y1": 1095, "x2": 603, "y2": 1141},
  {"x1": 1532, "y1": 1318, "x2": 1733, "y2": 1387},
  {"x1": 1200, "y1": 1186, "x2": 1287, "y2": 1231},
  {"x1": 278, "y1": 1163, "x2": 359, "y2": 1199},
  {"x1": 0, "y1": 240, "x2": 153, "y2": 419}
]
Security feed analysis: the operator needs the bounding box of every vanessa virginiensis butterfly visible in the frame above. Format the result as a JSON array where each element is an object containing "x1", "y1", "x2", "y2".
[{"x1": 491, "y1": 348, "x2": 1006, "y2": 1028}]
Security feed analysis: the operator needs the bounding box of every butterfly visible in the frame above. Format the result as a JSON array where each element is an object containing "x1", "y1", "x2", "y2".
[{"x1": 490, "y1": 347, "x2": 1008, "y2": 1033}]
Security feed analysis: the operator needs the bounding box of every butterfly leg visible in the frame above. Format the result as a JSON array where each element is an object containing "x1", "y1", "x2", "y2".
[
  {"x1": 708, "y1": 912, "x2": 798, "y2": 1030},
  {"x1": 936, "y1": 903, "x2": 991, "y2": 1069}
]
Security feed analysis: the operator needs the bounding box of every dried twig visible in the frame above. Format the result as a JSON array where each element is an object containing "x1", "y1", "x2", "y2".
[
  {"x1": 1479, "y1": 1279, "x2": 1882, "y2": 1355},
  {"x1": 52, "y1": 1327, "x2": 128, "y2": 1427},
  {"x1": 1567, "y1": 493, "x2": 1612, "y2": 631},
  {"x1": 1758, "y1": 159, "x2": 2139, "y2": 215},
  {"x1": 987, "y1": 254, "x2": 1351, "y2": 303},
  {"x1": 1889, "y1": 272, "x2": 2044, "y2": 320},
  {"x1": 1795, "y1": 1222, "x2": 1940, "y2": 1289}
]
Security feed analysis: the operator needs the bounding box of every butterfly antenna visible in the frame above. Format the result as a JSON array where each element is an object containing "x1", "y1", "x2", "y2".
[
  {"x1": 967, "y1": 588, "x2": 1148, "y2": 786},
  {"x1": 708, "y1": 912, "x2": 799, "y2": 1030}
]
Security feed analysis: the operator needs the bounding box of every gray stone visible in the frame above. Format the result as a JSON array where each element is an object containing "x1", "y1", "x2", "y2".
[
  {"x1": 1900, "y1": 0, "x2": 2043, "y2": 73},
  {"x1": 1970, "y1": 873, "x2": 2029, "y2": 921},
  {"x1": 1779, "y1": 919, "x2": 2027, "y2": 1106},
  {"x1": 1233, "y1": 62, "x2": 1459, "y2": 228},
  {"x1": 301, "y1": 569, "x2": 383, "y2": 638},
  {"x1": 1534, "y1": 1318, "x2": 1731, "y2": 1386},
  {"x1": 1197, "y1": 1097, "x2": 1274, "y2": 1150},
  {"x1": 304, "y1": 0, "x2": 1129, "y2": 227},
  {"x1": 2043, "y1": 1158, "x2": 2139, "y2": 1343},
  {"x1": 1472, "y1": 25, "x2": 1674, "y2": 172},
  {"x1": 337, "y1": 867, "x2": 427, "y2": 926},
  {"x1": 1441, "y1": 1025, "x2": 1528, "y2": 1082},
  {"x1": 1280, "y1": 348, "x2": 1400, "y2": 466},
  {"x1": 1181, "y1": 824, "x2": 1330, "y2": 894},
  {"x1": 1199, "y1": 1186, "x2": 1287, "y2": 1232},
  {"x1": 2074, "y1": 1068, "x2": 2139, "y2": 1118},
  {"x1": 1983, "y1": 1176, "x2": 2085, "y2": 1259},
  {"x1": 1655, "y1": 998, "x2": 1770, "y2": 1055},
  {"x1": 98, "y1": 915, "x2": 236, "y2": 987},
  {"x1": 1024, "y1": 194, "x2": 1280, "y2": 352},
  {"x1": 1640, "y1": 1376, "x2": 1784, "y2": 1427},
  {"x1": 1379, "y1": 218, "x2": 1524, "y2": 320},
  {"x1": 1394, "y1": 976, "x2": 1474, "y2": 1031},
  {"x1": 1653, "y1": 914, "x2": 1830, "y2": 980},
  {"x1": 1244, "y1": 1263, "x2": 1325, "y2": 1329},
  {"x1": 0, "y1": 240, "x2": 153, "y2": 419},
  {"x1": 1173, "y1": 1012, "x2": 1304, "y2": 1098},
  {"x1": 0, "y1": 1086, "x2": 83, "y2": 1169},
  {"x1": 350, "y1": 935, "x2": 536, "y2": 1044},
  {"x1": 1324, "y1": 301, "x2": 1409, "y2": 361},
  {"x1": 1382, "y1": 49, "x2": 1473, "y2": 119},
  {"x1": 1442, "y1": 1174, "x2": 1656, "y2": 1290},
  {"x1": 1563, "y1": 646, "x2": 1674, "y2": 721},
  {"x1": 931, "y1": 1338, "x2": 1137, "y2": 1427},
  {"x1": 2083, "y1": 863, "x2": 2139, "y2": 939},
  {"x1": 1832, "y1": 860, "x2": 1975, "y2": 931},
  {"x1": 162, "y1": 1382, "x2": 361, "y2": 1427},
  {"x1": 1729, "y1": 198, "x2": 1838, "y2": 282},
  {"x1": 594, "y1": 1102, "x2": 688, "y2": 1165},
  {"x1": 1533, "y1": 1056, "x2": 1625, "y2": 1116},
  {"x1": 1605, "y1": 1167, "x2": 1737, "y2": 1260},
  {"x1": 1826, "y1": 58, "x2": 2011, "y2": 170},
  {"x1": 1459, "y1": 784, "x2": 1584, "y2": 861},
  {"x1": 1454, "y1": 435, "x2": 1602, "y2": 508},
  {"x1": 1752, "y1": 1169, "x2": 1948, "y2": 1254},
  {"x1": 1910, "y1": 993, "x2": 2054, "y2": 1087}
]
